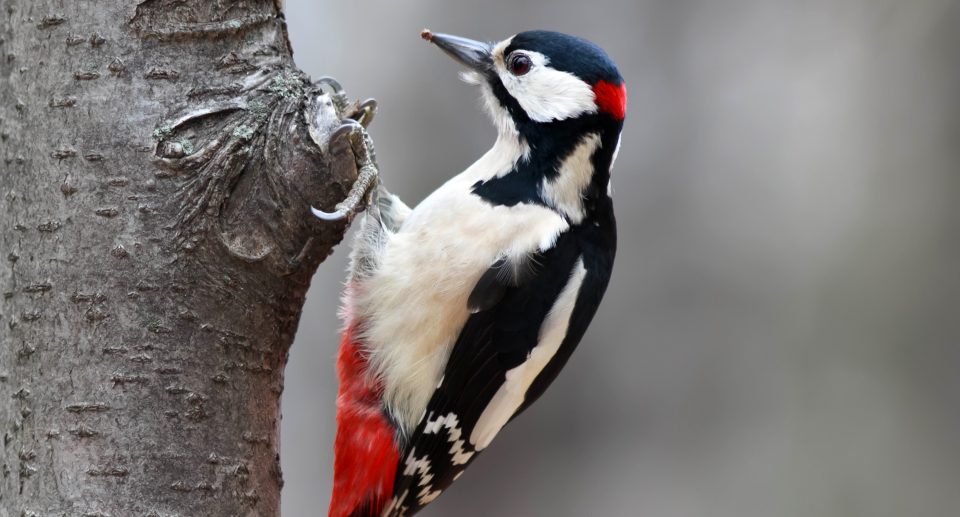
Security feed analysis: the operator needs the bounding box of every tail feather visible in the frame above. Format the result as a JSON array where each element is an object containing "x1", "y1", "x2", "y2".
[
  {"x1": 329, "y1": 328, "x2": 401, "y2": 517},
  {"x1": 332, "y1": 185, "x2": 409, "y2": 517}
]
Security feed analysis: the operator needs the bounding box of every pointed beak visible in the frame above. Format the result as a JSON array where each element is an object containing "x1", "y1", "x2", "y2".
[{"x1": 421, "y1": 30, "x2": 493, "y2": 75}]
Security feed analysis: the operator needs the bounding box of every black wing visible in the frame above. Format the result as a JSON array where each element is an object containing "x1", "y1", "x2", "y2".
[{"x1": 382, "y1": 219, "x2": 615, "y2": 517}]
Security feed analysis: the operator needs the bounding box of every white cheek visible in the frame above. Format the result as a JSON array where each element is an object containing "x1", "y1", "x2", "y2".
[{"x1": 497, "y1": 52, "x2": 597, "y2": 123}]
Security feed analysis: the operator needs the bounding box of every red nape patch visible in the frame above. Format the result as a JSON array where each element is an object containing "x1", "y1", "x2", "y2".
[
  {"x1": 593, "y1": 80, "x2": 627, "y2": 120},
  {"x1": 329, "y1": 328, "x2": 400, "y2": 517}
]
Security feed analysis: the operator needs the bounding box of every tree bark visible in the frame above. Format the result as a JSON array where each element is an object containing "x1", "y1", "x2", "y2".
[{"x1": 0, "y1": 1, "x2": 361, "y2": 515}]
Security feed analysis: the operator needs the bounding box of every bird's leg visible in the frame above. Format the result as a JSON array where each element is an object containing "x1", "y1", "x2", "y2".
[
  {"x1": 310, "y1": 76, "x2": 380, "y2": 221},
  {"x1": 311, "y1": 120, "x2": 380, "y2": 222}
]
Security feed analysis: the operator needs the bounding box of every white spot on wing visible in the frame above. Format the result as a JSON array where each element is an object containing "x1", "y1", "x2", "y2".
[
  {"x1": 400, "y1": 448, "x2": 444, "y2": 506},
  {"x1": 423, "y1": 412, "x2": 475, "y2": 465},
  {"x1": 382, "y1": 489, "x2": 410, "y2": 517},
  {"x1": 470, "y1": 257, "x2": 588, "y2": 450}
]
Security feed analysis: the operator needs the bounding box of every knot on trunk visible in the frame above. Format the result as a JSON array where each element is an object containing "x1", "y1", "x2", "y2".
[{"x1": 151, "y1": 67, "x2": 365, "y2": 276}]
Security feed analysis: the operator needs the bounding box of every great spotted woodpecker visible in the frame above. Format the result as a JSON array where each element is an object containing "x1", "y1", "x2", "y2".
[{"x1": 315, "y1": 29, "x2": 626, "y2": 517}]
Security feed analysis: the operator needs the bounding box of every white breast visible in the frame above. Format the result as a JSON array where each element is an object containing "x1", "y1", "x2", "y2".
[{"x1": 351, "y1": 139, "x2": 569, "y2": 434}]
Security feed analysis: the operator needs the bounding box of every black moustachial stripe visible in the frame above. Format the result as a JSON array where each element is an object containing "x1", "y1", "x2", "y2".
[{"x1": 471, "y1": 112, "x2": 622, "y2": 214}]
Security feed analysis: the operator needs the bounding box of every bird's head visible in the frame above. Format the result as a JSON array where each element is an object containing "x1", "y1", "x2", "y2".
[
  {"x1": 422, "y1": 29, "x2": 626, "y2": 137},
  {"x1": 423, "y1": 30, "x2": 625, "y2": 223}
]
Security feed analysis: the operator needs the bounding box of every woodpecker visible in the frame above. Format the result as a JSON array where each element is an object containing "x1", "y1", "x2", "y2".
[{"x1": 317, "y1": 29, "x2": 626, "y2": 517}]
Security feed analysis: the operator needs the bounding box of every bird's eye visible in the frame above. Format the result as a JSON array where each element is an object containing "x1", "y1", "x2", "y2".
[{"x1": 507, "y1": 53, "x2": 532, "y2": 76}]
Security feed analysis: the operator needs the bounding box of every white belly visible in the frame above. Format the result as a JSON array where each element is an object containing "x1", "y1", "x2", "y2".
[{"x1": 352, "y1": 175, "x2": 568, "y2": 434}]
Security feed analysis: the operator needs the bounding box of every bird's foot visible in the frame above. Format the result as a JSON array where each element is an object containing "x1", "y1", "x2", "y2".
[
  {"x1": 314, "y1": 76, "x2": 349, "y2": 113},
  {"x1": 315, "y1": 76, "x2": 378, "y2": 128},
  {"x1": 347, "y1": 98, "x2": 378, "y2": 129},
  {"x1": 311, "y1": 120, "x2": 380, "y2": 222}
]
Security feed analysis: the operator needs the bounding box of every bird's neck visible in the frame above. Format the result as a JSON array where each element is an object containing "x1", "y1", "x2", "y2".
[{"x1": 472, "y1": 118, "x2": 621, "y2": 225}]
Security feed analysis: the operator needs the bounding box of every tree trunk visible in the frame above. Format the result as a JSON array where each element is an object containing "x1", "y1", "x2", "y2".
[{"x1": 0, "y1": 1, "x2": 361, "y2": 515}]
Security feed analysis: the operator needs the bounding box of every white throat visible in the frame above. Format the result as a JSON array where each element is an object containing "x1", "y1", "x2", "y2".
[{"x1": 464, "y1": 83, "x2": 530, "y2": 183}]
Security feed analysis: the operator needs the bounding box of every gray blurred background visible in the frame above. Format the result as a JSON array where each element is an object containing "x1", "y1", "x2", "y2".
[{"x1": 281, "y1": 1, "x2": 960, "y2": 516}]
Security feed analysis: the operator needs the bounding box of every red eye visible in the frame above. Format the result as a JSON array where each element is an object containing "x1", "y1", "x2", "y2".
[{"x1": 507, "y1": 53, "x2": 532, "y2": 76}]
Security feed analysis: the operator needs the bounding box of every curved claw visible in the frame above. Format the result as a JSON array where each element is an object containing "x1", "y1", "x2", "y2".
[
  {"x1": 351, "y1": 98, "x2": 378, "y2": 128},
  {"x1": 314, "y1": 76, "x2": 344, "y2": 95},
  {"x1": 331, "y1": 119, "x2": 364, "y2": 144},
  {"x1": 311, "y1": 205, "x2": 349, "y2": 221},
  {"x1": 311, "y1": 120, "x2": 380, "y2": 223}
]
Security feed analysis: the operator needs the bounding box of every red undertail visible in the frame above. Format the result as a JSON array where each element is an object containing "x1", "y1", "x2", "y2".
[{"x1": 329, "y1": 327, "x2": 400, "y2": 517}]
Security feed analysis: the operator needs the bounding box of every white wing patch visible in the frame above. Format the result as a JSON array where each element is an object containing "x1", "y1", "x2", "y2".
[{"x1": 470, "y1": 257, "x2": 588, "y2": 449}]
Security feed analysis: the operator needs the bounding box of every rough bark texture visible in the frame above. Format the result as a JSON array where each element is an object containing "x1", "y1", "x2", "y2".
[{"x1": 0, "y1": 1, "x2": 362, "y2": 515}]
